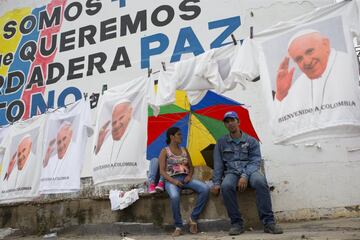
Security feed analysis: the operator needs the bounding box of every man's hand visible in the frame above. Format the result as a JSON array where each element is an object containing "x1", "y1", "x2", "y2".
[
  {"x1": 210, "y1": 185, "x2": 221, "y2": 196},
  {"x1": 184, "y1": 175, "x2": 192, "y2": 183},
  {"x1": 95, "y1": 120, "x2": 110, "y2": 154},
  {"x1": 275, "y1": 57, "x2": 295, "y2": 101},
  {"x1": 237, "y1": 177, "x2": 248, "y2": 192},
  {"x1": 43, "y1": 139, "x2": 56, "y2": 167},
  {"x1": 4, "y1": 152, "x2": 17, "y2": 181}
]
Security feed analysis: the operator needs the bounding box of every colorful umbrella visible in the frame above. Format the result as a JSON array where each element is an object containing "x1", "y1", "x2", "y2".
[{"x1": 147, "y1": 90, "x2": 259, "y2": 166}]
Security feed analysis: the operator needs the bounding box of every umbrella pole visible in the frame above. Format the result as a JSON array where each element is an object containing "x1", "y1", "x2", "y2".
[{"x1": 187, "y1": 111, "x2": 192, "y2": 149}]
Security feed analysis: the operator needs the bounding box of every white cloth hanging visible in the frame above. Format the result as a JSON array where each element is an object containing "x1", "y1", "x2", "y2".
[
  {"x1": 92, "y1": 76, "x2": 151, "y2": 186},
  {"x1": 232, "y1": 1, "x2": 360, "y2": 144},
  {"x1": 0, "y1": 115, "x2": 46, "y2": 203},
  {"x1": 39, "y1": 99, "x2": 93, "y2": 194},
  {"x1": 109, "y1": 189, "x2": 140, "y2": 211},
  {"x1": 230, "y1": 38, "x2": 260, "y2": 85},
  {"x1": 155, "y1": 44, "x2": 239, "y2": 108}
]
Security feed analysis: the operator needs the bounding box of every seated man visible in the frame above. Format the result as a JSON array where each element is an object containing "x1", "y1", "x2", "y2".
[{"x1": 211, "y1": 111, "x2": 283, "y2": 235}]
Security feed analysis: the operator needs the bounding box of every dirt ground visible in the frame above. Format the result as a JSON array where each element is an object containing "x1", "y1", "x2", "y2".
[{"x1": 2, "y1": 217, "x2": 360, "y2": 240}]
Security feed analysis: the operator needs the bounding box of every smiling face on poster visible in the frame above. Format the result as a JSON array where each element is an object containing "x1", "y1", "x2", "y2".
[
  {"x1": 111, "y1": 102, "x2": 132, "y2": 141},
  {"x1": 43, "y1": 117, "x2": 77, "y2": 168},
  {"x1": 2, "y1": 128, "x2": 38, "y2": 184},
  {"x1": 287, "y1": 31, "x2": 331, "y2": 80},
  {"x1": 261, "y1": 16, "x2": 360, "y2": 143},
  {"x1": 95, "y1": 99, "x2": 133, "y2": 155},
  {"x1": 56, "y1": 122, "x2": 73, "y2": 159},
  {"x1": 16, "y1": 135, "x2": 32, "y2": 171}
]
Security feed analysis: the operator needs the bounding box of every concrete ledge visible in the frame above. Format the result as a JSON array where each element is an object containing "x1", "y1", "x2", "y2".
[
  {"x1": 0, "y1": 189, "x2": 260, "y2": 235},
  {"x1": 276, "y1": 205, "x2": 360, "y2": 223}
]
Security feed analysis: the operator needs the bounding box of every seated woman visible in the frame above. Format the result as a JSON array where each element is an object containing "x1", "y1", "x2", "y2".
[
  {"x1": 147, "y1": 157, "x2": 164, "y2": 193},
  {"x1": 159, "y1": 127, "x2": 210, "y2": 237}
]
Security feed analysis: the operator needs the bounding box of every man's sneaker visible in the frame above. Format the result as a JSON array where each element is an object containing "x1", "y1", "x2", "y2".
[
  {"x1": 148, "y1": 183, "x2": 156, "y2": 194},
  {"x1": 228, "y1": 225, "x2": 245, "y2": 235},
  {"x1": 264, "y1": 223, "x2": 283, "y2": 234},
  {"x1": 155, "y1": 181, "x2": 164, "y2": 192}
]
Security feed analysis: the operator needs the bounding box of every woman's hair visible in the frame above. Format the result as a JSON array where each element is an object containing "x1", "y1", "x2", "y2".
[{"x1": 166, "y1": 127, "x2": 180, "y2": 144}]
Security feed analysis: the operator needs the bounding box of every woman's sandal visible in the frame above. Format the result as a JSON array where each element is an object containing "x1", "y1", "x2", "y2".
[
  {"x1": 188, "y1": 217, "x2": 198, "y2": 234},
  {"x1": 172, "y1": 227, "x2": 183, "y2": 237}
]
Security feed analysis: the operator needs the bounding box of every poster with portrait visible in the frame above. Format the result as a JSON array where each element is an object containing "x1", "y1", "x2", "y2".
[
  {"x1": 92, "y1": 76, "x2": 151, "y2": 185},
  {"x1": 259, "y1": 12, "x2": 360, "y2": 144},
  {"x1": 39, "y1": 99, "x2": 93, "y2": 194},
  {"x1": 0, "y1": 116, "x2": 44, "y2": 202}
]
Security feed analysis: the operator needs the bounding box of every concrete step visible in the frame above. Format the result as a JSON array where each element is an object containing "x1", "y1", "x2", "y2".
[{"x1": 58, "y1": 219, "x2": 232, "y2": 236}]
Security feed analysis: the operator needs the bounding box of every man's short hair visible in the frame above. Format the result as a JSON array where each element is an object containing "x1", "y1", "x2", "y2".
[{"x1": 223, "y1": 111, "x2": 239, "y2": 121}]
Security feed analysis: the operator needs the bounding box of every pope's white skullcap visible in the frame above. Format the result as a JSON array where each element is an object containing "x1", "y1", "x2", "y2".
[
  {"x1": 59, "y1": 120, "x2": 72, "y2": 130},
  {"x1": 112, "y1": 99, "x2": 131, "y2": 113},
  {"x1": 288, "y1": 29, "x2": 321, "y2": 49},
  {"x1": 19, "y1": 133, "x2": 31, "y2": 143}
]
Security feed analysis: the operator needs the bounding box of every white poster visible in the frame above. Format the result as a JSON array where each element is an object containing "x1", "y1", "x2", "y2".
[
  {"x1": 92, "y1": 76, "x2": 151, "y2": 185},
  {"x1": 0, "y1": 116, "x2": 44, "y2": 202},
  {"x1": 255, "y1": 1, "x2": 360, "y2": 144},
  {"x1": 39, "y1": 99, "x2": 93, "y2": 193}
]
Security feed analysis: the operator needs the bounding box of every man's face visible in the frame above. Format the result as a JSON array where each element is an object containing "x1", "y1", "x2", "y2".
[
  {"x1": 57, "y1": 125, "x2": 73, "y2": 159},
  {"x1": 111, "y1": 102, "x2": 132, "y2": 141},
  {"x1": 288, "y1": 33, "x2": 330, "y2": 80},
  {"x1": 17, "y1": 137, "x2": 32, "y2": 170},
  {"x1": 224, "y1": 118, "x2": 240, "y2": 133}
]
